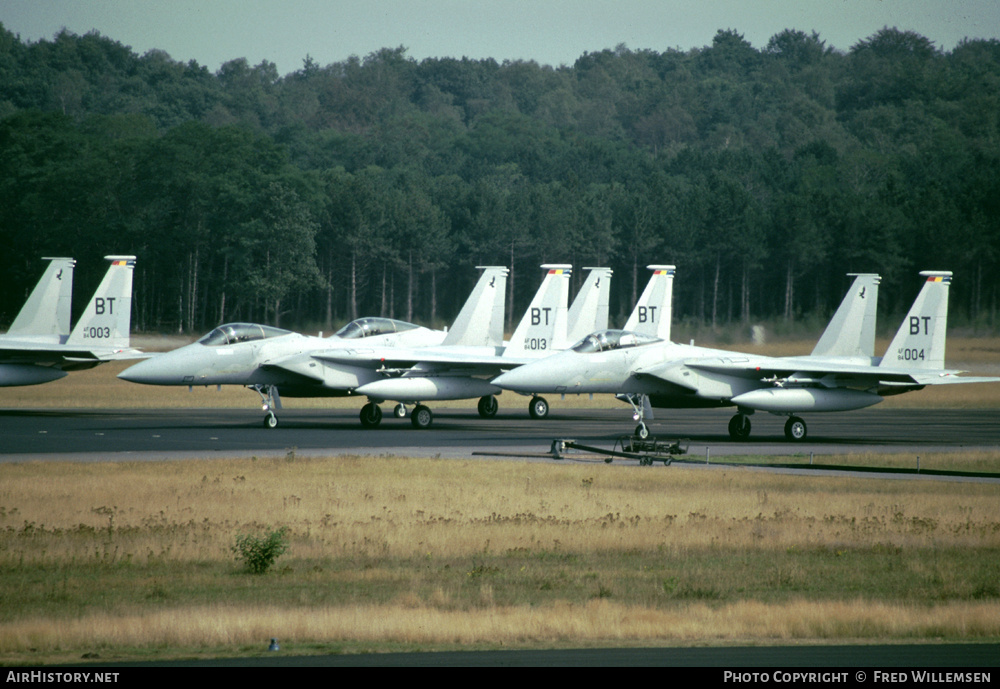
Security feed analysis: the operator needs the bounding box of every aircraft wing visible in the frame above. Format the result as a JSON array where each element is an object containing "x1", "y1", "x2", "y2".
[
  {"x1": 307, "y1": 346, "x2": 534, "y2": 374},
  {"x1": 905, "y1": 372, "x2": 1000, "y2": 386},
  {"x1": 0, "y1": 343, "x2": 147, "y2": 366},
  {"x1": 639, "y1": 355, "x2": 997, "y2": 390},
  {"x1": 689, "y1": 357, "x2": 921, "y2": 383}
]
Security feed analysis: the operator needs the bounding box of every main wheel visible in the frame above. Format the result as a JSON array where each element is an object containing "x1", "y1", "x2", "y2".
[
  {"x1": 634, "y1": 423, "x2": 650, "y2": 439},
  {"x1": 359, "y1": 402, "x2": 383, "y2": 428},
  {"x1": 263, "y1": 413, "x2": 278, "y2": 429},
  {"x1": 784, "y1": 416, "x2": 807, "y2": 441},
  {"x1": 728, "y1": 414, "x2": 752, "y2": 440},
  {"x1": 528, "y1": 396, "x2": 549, "y2": 420},
  {"x1": 477, "y1": 395, "x2": 499, "y2": 418},
  {"x1": 411, "y1": 404, "x2": 433, "y2": 429},
  {"x1": 393, "y1": 403, "x2": 407, "y2": 418}
]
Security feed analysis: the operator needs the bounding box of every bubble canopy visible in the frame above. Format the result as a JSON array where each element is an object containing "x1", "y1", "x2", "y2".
[
  {"x1": 570, "y1": 330, "x2": 661, "y2": 353},
  {"x1": 198, "y1": 323, "x2": 291, "y2": 346},
  {"x1": 332, "y1": 317, "x2": 421, "y2": 339}
]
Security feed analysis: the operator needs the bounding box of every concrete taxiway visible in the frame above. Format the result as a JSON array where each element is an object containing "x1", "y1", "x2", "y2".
[{"x1": 2, "y1": 406, "x2": 998, "y2": 464}]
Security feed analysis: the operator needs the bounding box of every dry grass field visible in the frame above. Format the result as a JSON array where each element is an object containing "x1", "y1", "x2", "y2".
[
  {"x1": 0, "y1": 335, "x2": 998, "y2": 664},
  {"x1": 1, "y1": 454, "x2": 998, "y2": 664}
]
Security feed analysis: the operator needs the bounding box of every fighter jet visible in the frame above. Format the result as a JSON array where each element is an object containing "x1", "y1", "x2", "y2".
[
  {"x1": 493, "y1": 271, "x2": 997, "y2": 441},
  {"x1": 118, "y1": 266, "x2": 510, "y2": 428},
  {"x1": 1, "y1": 256, "x2": 143, "y2": 386},
  {"x1": 325, "y1": 264, "x2": 588, "y2": 427},
  {"x1": 333, "y1": 264, "x2": 681, "y2": 429}
]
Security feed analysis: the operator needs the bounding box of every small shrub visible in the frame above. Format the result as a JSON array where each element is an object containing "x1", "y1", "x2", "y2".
[{"x1": 232, "y1": 527, "x2": 289, "y2": 574}]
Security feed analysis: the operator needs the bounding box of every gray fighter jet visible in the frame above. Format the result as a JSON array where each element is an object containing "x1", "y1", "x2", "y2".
[
  {"x1": 118, "y1": 266, "x2": 510, "y2": 428},
  {"x1": 305, "y1": 264, "x2": 598, "y2": 427},
  {"x1": 328, "y1": 264, "x2": 681, "y2": 428},
  {"x1": 1, "y1": 256, "x2": 143, "y2": 386},
  {"x1": 493, "y1": 271, "x2": 998, "y2": 440}
]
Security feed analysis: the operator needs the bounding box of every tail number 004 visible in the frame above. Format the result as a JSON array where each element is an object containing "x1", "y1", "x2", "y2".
[{"x1": 896, "y1": 348, "x2": 925, "y2": 361}]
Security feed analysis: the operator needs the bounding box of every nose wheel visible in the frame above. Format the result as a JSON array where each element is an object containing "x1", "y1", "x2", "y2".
[
  {"x1": 619, "y1": 394, "x2": 653, "y2": 437},
  {"x1": 252, "y1": 385, "x2": 282, "y2": 429}
]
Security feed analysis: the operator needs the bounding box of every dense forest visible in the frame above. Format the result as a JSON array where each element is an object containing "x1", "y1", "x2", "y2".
[{"x1": 1, "y1": 24, "x2": 998, "y2": 337}]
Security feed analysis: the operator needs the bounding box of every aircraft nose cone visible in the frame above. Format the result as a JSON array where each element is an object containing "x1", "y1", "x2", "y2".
[
  {"x1": 492, "y1": 367, "x2": 540, "y2": 393},
  {"x1": 118, "y1": 355, "x2": 174, "y2": 385}
]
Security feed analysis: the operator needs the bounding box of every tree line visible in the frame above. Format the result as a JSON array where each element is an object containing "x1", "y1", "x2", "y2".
[{"x1": 1, "y1": 24, "x2": 997, "y2": 336}]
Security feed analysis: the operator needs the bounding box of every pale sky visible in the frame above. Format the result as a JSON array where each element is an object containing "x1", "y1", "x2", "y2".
[{"x1": 2, "y1": 0, "x2": 998, "y2": 76}]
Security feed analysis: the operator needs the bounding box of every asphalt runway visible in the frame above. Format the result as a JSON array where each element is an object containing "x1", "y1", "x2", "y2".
[{"x1": 2, "y1": 405, "x2": 998, "y2": 463}]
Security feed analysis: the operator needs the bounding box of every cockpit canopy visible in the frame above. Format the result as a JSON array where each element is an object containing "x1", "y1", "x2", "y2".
[
  {"x1": 333, "y1": 317, "x2": 421, "y2": 339},
  {"x1": 571, "y1": 329, "x2": 661, "y2": 353},
  {"x1": 198, "y1": 323, "x2": 291, "y2": 346}
]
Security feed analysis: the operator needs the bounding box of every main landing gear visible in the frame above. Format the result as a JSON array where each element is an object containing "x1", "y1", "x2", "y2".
[
  {"x1": 410, "y1": 404, "x2": 433, "y2": 429},
  {"x1": 784, "y1": 415, "x2": 807, "y2": 441},
  {"x1": 357, "y1": 393, "x2": 554, "y2": 429},
  {"x1": 359, "y1": 401, "x2": 436, "y2": 429},
  {"x1": 477, "y1": 395, "x2": 499, "y2": 418},
  {"x1": 360, "y1": 401, "x2": 383, "y2": 428},
  {"x1": 728, "y1": 413, "x2": 752, "y2": 440},
  {"x1": 528, "y1": 396, "x2": 549, "y2": 420},
  {"x1": 726, "y1": 412, "x2": 808, "y2": 441}
]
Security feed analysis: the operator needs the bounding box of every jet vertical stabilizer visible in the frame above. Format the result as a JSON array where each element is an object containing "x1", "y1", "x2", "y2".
[
  {"x1": 441, "y1": 266, "x2": 508, "y2": 347},
  {"x1": 66, "y1": 256, "x2": 136, "y2": 352},
  {"x1": 7, "y1": 257, "x2": 76, "y2": 339},
  {"x1": 810, "y1": 273, "x2": 881, "y2": 359},
  {"x1": 566, "y1": 267, "x2": 612, "y2": 344},
  {"x1": 879, "y1": 271, "x2": 952, "y2": 370},
  {"x1": 505, "y1": 264, "x2": 572, "y2": 357},
  {"x1": 623, "y1": 265, "x2": 675, "y2": 341}
]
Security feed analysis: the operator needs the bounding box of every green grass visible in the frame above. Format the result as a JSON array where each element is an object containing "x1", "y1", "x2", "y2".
[{"x1": 2, "y1": 545, "x2": 996, "y2": 619}]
